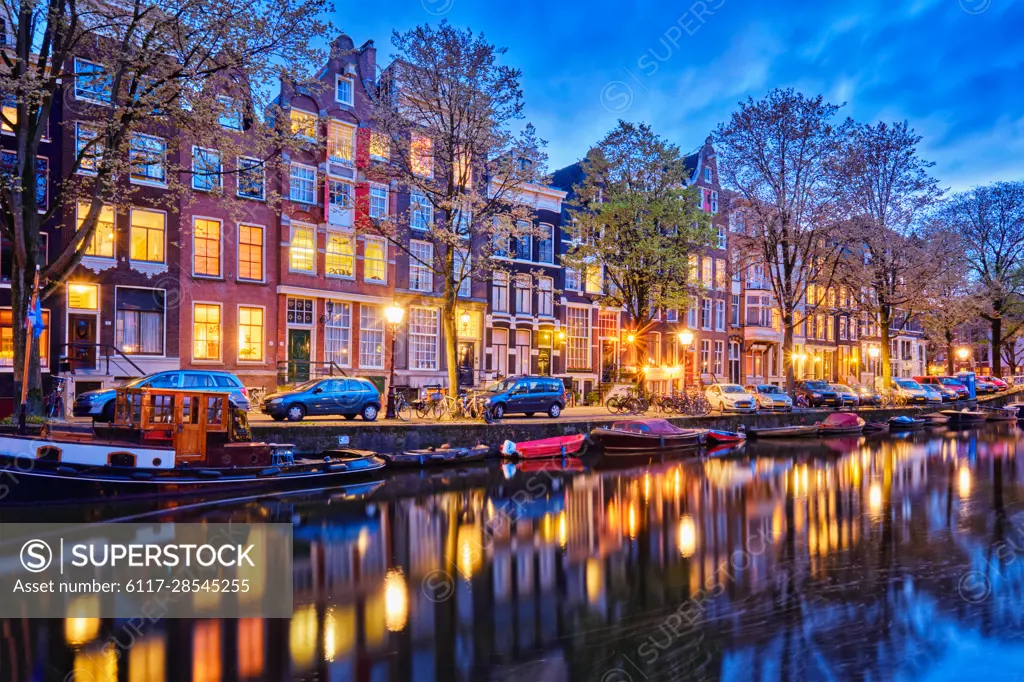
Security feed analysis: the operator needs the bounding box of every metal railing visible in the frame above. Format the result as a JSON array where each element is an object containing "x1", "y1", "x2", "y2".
[
  {"x1": 275, "y1": 360, "x2": 348, "y2": 385},
  {"x1": 59, "y1": 343, "x2": 146, "y2": 378}
]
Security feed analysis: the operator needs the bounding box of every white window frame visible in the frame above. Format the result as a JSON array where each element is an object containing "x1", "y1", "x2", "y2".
[
  {"x1": 192, "y1": 301, "x2": 223, "y2": 363},
  {"x1": 217, "y1": 95, "x2": 243, "y2": 130},
  {"x1": 237, "y1": 156, "x2": 266, "y2": 201},
  {"x1": 359, "y1": 304, "x2": 385, "y2": 369},
  {"x1": 408, "y1": 306, "x2": 440, "y2": 371},
  {"x1": 129, "y1": 207, "x2": 167, "y2": 265},
  {"x1": 288, "y1": 222, "x2": 316, "y2": 274},
  {"x1": 410, "y1": 189, "x2": 433, "y2": 231},
  {"x1": 455, "y1": 250, "x2": 471, "y2": 297},
  {"x1": 290, "y1": 108, "x2": 318, "y2": 142},
  {"x1": 74, "y1": 122, "x2": 102, "y2": 175},
  {"x1": 325, "y1": 231, "x2": 355, "y2": 279},
  {"x1": 191, "y1": 146, "x2": 222, "y2": 191},
  {"x1": 335, "y1": 75, "x2": 354, "y2": 106},
  {"x1": 324, "y1": 301, "x2": 352, "y2": 368},
  {"x1": 114, "y1": 285, "x2": 167, "y2": 358},
  {"x1": 537, "y1": 277, "x2": 553, "y2": 317},
  {"x1": 327, "y1": 119, "x2": 356, "y2": 165},
  {"x1": 537, "y1": 223, "x2": 554, "y2": 264},
  {"x1": 368, "y1": 184, "x2": 389, "y2": 219},
  {"x1": 289, "y1": 163, "x2": 316, "y2": 204},
  {"x1": 237, "y1": 304, "x2": 266, "y2": 363},
  {"x1": 363, "y1": 236, "x2": 388, "y2": 284},
  {"x1": 492, "y1": 272, "x2": 509, "y2": 313},
  {"x1": 409, "y1": 240, "x2": 434, "y2": 292},
  {"x1": 514, "y1": 274, "x2": 532, "y2": 316}
]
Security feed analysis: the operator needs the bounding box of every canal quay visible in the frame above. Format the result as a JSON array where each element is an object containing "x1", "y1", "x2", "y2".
[{"x1": 5, "y1": 421, "x2": 1024, "y2": 681}]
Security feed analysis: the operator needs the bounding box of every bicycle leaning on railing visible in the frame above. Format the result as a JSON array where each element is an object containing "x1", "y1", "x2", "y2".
[
  {"x1": 44, "y1": 375, "x2": 68, "y2": 420},
  {"x1": 247, "y1": 386, "x2": 268, "y2": 413}
]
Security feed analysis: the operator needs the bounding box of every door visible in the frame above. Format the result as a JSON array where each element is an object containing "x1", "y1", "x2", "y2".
[
  {"x1": 175, "y1": 395, "x2": 204, "y2": 460},
  {"x1": 457, "y1": 342, "x2": 475, "y2": 388},
  {"x1": 288, "y1": 329, "x2": 311, "y2": 383},
  {"x1": 601, "y1": 340, "x2": 617, "y2": 383},
  {"x1": 507, "y1": 381, "x2": 531, "y2": 413},
  {"x1": 69, "y1": 314, "x2": 97, "y2": 370}
]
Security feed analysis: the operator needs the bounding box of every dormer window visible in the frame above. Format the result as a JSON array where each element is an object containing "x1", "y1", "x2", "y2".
[
  {"x1": 336, "y1": 75, "x2": 354, "y2": 106},
  {"x1": 704, "y1": 167, "x2": 712, "y2": 182}
]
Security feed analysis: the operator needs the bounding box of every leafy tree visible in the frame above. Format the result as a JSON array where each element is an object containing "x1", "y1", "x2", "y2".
[
  {"x1": 919, "y1": 227, "x2": 976, "y2": 374},
  {"x1": 714, "y1": 89, "x2": 848, "y2": 393},
  {"x1": 365, "y1": 21, "x2": 545, "y2": 393},
  {"x1": 563, "y1": 121, "x2": 713, "y2": 387},
  {"x1": 0, "y1": 0, "x2": 330, "y2": 408}
]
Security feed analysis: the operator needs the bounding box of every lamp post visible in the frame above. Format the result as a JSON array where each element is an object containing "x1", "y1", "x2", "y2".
[
  {"x1": 384, "y1": 303, "x2": 404, "y2": 419},
  {"x1": 677, "y1": 330, "x2": 693, "y2": 392},
  {"x1": 956, "y1": 346, "x2": 970, "y2": 371}
]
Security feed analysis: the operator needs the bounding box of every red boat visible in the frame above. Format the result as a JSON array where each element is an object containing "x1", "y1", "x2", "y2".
[
  {"x1": 590, "y1": 419, "x2": 704, "y2": 454},
  {"x1": 703, "y1": 429, "x2": 746, "y2": 445},
  {"x1": 504, "y1": 433, "x2": 587, "y2": 459}
]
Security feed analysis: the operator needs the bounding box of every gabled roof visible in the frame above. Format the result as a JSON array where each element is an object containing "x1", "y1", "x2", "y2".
[{"x1": 550, "y1": 161, "x2": 585, "y2": 200}]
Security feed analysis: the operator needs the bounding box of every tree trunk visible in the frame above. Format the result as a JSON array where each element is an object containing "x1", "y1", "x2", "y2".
[
  {"x1": 783, "y1": 313, "x2": 795, "y2": 395},
  {"x1": 991, "y1": 315, "x2": 1003, "y2": 377},
  {"x1": 879, "y1": 307, "x2": 892, "y2": 387},
  {"x1": 945, "y1": 332, "x2": 955, "y2": 375},
  {"x1": 442, "y1": 282, "x2": 460, "y2": 396},
  {"x1": 11, "y1": 265, "x2": 43, "y2": 416}
]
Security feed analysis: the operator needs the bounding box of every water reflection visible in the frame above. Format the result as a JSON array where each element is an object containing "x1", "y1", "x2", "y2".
[{"x1": 5, "y1": 425, "x2": 1024, "y2": 681}]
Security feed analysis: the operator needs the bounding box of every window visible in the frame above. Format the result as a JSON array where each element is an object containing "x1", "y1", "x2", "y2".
[
  {"x1": 364, "y1": 237, "x2": 387, "y2": 283},
  {"x1": 325, "y1": 232, "x2": 354, "y2": 278},
  {"x1": 237, "y1": 157, "x2": 265, "y2": 200},
  {"x1": 359, "y1": 305, "x2": 384, "y2": 369},
  {"x1": 715, "y1": 258, "x2": 727, "y2": 289},
  {"x1": 328, "y1": 121, "x2": 354, "y2": 164},
  {"x1": 193, "y1": 218, "x2": 221, "y2": 277},
  {"x1": 515, "y1": 275, "x2": 532, "y2": 315},
  {"x1": 453, "y1": 204, "x2": 471, "y2": 236},
  {"x1": 369, "y1": 185, "x2": 388, "y2": 219},
  {"x1": 704, "y1": 167, "x2": 711, "y2": 182},
  {"x1": 0, "y1": 308, "x2": 49, "y2": 368},
  {"x1": 538, "y1": 277, "x2": 553, "y2": 316},
  {"x1": 114, "y1": 289, "x2": 164, "y2": 355},
  {"x1": 565, "y1": 268, "x2": 581, "y2": 291},
  {"x1": 515, "y1": 330, "x2": 530, "y2": 374},
  {"x1": 410, "y1": 190, "x2": 432, "y2": 230},
  {"x1": 492, "y1": 272, "x2": 508, "y2": 313},
  {"x1": 711, "y1": 191, "x2": 719, "y2": 213},
  {"x1": 731, "y1": 294, "x2": 740, "y2": 326},
  {"x1": 238, "y1": 225, "x2": 264, "y2": 281},
  {"x1": 77, "y1": 202, "x2": 115, "y2": 258},
  {"x1": 327, "y1": 178, "x2": 354, "y2": 227},
  {"x1": 1, "y1": 94, "x2": 14, "y2": 132},
  {"x1": 325, "y1": 302, "x2": 351, "y2": 367},
  {"x1": 715, "y1": 299, "x2": 725, "y2": 331},
  {"x1": 411, "y1": 134, "x2": 433, "y2": 177},
  {"x1": 290, "y1": 109, "x2": 317, "y2": 140},
  {"x1": 289, "y1": 164, "x2": 316, "y2": 204},
  {"x1": 688, "y1": 304, "x2": 698, "y2": 329},
  {"x1": 566, "y1": 307, "x2": 590, "y2": 371},
  {"x1": 585, "y1": 265, "x2": 602, "y2": 294},
  {"x1": 515, "y1": 221, "x2": 532, "y2": 260},
  {"x1": 286, "y1": 297, "x2": 314, "y2": 325},
  {"x1": 130, "y1": 134, "x2": 166, "y2": 185},
  {"x1": 74, "y1": 59, "x2": 111, "y2": 103},
  {"x1": 192, "y1": 148, "x2": 222, "y2": 191},
  {"x1": 701, "y1": 257, "x2": 713, "y2": 286},
  {"x1": 336, "y1": 76, "x2": 354, "y2": 105},
  {"x1": 289, "y1": 224, "x2": 315, "y2": 273},
  {"x1": 217, "y1": 96, "x2": 243, "y2": 130},
  {"x1": 537, "y1": 224, "x2": 554, "y2": 263},
  {"x1": 667, "y1": 308, "x2": 678, "y2": 322},
  {"x1": 32, "y1": 157, "x2": 48, "y2": 209},
  {"x1": 130, "y1": 209, "x2": 165, "y2": 263},
  {"x1": 454, "y1": 149, "x2": 471, "y2": 188},
  {"x1": 193, "y1": 303, "x2": 221, "y2": 361},
  {"x1": 238, "y1": 307, "x2": 264, "y2": 361},
  {"x1": 75, "y1": 122, "x2": 103, "y2": 172},
  {"x1": 409, "y1": 307, "x2": 439, "y2": 370},
  {"x1": 68, "y1": 283, "x2": 99, "y2": 310},
  {"x1": 701, "y1": 298, "x2": 712, "y2": 330},
  {"x1": 455, "y1": 250, "x2": 471, "y2": 297},
  {"x1": 492, "y1": 329, "x2": 508, "y2": 377},
  {"x1": 700, "y1": 340, "x2": 710, "y2": 372},
  {"x1": 717, "y1": 227, "x2": 727, "y2": 250},
  {"x1": 713, "y1": 341, "x2": 724, "y2": 375},
  {"x1": 369, "y1": 132, "x2": 390, "y2": 161},
  {"x1": 409, "y1": 240, "x2": 433, "y2": 292}
]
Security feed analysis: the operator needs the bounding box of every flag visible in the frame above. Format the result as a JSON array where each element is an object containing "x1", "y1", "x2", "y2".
[{"x1": 27, "y1": 298, "x2": 45, "y2": 339}]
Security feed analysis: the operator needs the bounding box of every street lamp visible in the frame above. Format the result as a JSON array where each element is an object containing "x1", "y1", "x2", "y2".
[
  {"x1": 677, "y1": 329, "x2": 693, "y2": 391},
  {"x1": 957, "y1": 346, "x2": 970, "y2": 362},
  {"x1": 384, "y1": 303, "x2": 404, "y2": 419}
]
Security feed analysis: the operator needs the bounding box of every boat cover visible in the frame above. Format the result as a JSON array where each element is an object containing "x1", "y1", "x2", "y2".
[
  {"x1": 822, "y1": 412, "x2": 864, "y2": 428},
  {"x1": 610, "y1": 419, "x2": 684, "y2": 434}
]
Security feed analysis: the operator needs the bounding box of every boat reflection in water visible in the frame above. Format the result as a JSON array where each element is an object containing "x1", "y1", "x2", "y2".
[{"x1": 7, "y1": 424, "x2": 1024, "y2": 681}]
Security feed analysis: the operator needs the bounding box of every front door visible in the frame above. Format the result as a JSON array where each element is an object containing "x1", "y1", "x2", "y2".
[
  {"x1": 601, "y1": 340, "x2": 617, "y2": 383},
  {"x1": 175, "y1": 395, "x2": 204, "y2": 460},
  {"x1": 457, "y1": 342, "x2": 475, "y2": 387},
  {"x1": 288, "y1": 329, "x2": 311, "y2": 383},
  {"x1": 68, "y1": 314, "x2": 97, "y2": 370}
]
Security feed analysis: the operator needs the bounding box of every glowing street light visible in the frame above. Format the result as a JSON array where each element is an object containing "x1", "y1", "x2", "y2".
[
  {"x1": 957, "y1": 347, "x2": 970, "y2": 361},
  {"x1": 384, "y1": 303, "x2": 404, "y2": 419}
]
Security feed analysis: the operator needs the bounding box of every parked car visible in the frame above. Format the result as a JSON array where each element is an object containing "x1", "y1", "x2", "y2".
[
  {"x1": 919, "y1": 384, "x2": 945, "y2": 405},
  {"x1": 794, "y1": 380, "x2": 840, "y2": 408},
  {"x1": 985, "y1": 376, "x2": 1009, "y2": 391},
  {"x1": 913, "y1": 376, "x2": 961, "y2": 402},
  {"x1": 704, "y1": 384, "x2": 758, "y2": 413},
  {"x1": 829, "y1": 384, "x2": 861, "y2": 408},
  {"x1": 484, "y1": 376, "x2": 567, "y2": 419},
  {"x1": 74, "y1": 369, "x2": 251, "y2": 422},
  {"x1": 744, "y1": 384, "x2": 793, "y2": 412},
  {"x1": 929, "y1": 376, "x2": 970, "y2": 400},
  {"x1": 262, "y1": 377, "x2": 381, "y2": 422},
  {"x1": 891, "y1": 378, "x2": 932, "y2": 405},
  {"x1": 975, "y1": 378, "x2": 998, "y2": 394},
  {"x1": 851, "y1": 384, "x2": 882, "y2": 406}
]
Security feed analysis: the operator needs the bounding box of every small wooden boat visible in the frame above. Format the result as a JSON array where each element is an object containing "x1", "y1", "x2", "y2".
[
  {"x1": 817, "y1": 412, "x2": 865, "y2": 436},
  {"x1": 384, "y1": 444, "x2": 490, "y2": 467},
  {"x1": 921, "y1": 412, "x2": 950, "y2": 425},
  {"x1": 590, "y1": 419, "x2": 703, "y2": 453},
  {"x1": 940, "y1": 409, "x2": 988, "y2": 426},
  {"x1": 863, "y1": 421, "x2": 889, "y2": 433},
  {"x1": 502, "y1": 434, "x2": 586, "y2": 459},
  {"x1": 985, "y1": 408, "x2": 1018, "y2": 422},
  {"x1": 702, "y1": 429, "x2": 746, "y2": 445},
  {"x1": 1002, "y1": 403, "x2": 1024, "y2": 419},
  {"x1": 888, "y1": 416, "x2": 925, "y2": 431},
  {"x1": 745, "y1": 424, "x2": 819, "y2": 439}
]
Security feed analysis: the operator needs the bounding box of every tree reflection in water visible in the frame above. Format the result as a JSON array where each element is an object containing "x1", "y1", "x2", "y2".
[{"x1": 4, "y1": 425, "x2": 1024, "y2": 681}]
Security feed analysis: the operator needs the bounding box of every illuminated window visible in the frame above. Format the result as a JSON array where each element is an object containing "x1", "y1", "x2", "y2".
[
  {"x1": 77, "y1": 202, "x2": 115, "y2": 258},
  {"x1": 129, "y1": 133, "x2": 166, "y2": 185},
  {"x1": 328, "y1": 120, "x2": 354, "y2": 164},
  {"x1": 454, "y1": 149, "x2": 471, "y2": 188},
  {"x1": 1, "y1": 94, "x2": 15, "y2": 132},
  {"x1": 129, "y1": 208, "x2": 165, "y2": 263},
  {"x1": 411, "y1": 133, "x2": 432, "y2": 177},
  {"x1": 193, "y1": 303, "x2": 221, "y2": 361},
  {"x1": 363, "y1": 237, "x2": 386, "y2": 282},
  {"x1": 289, "y1": 224, "x2": 315, "y2": 273},
  {"x1": 115, "y1": 288, "x2": 164, "y2": 355},
  {"x1": 585, "y1": 265, "x2": 602, "y2": 294},
  {"x1": 369, "y1": 131, "x2": 390, "y2": 161},
  {"x1": 0, "y1": 308, "x2": 49, "y2": 368},
  {"x1": 359, "y1": 305, "x2": 384, "y2": 368},
  {"x1": 290, "y1": 109, "x2": 317, "y2": 140},
  {"x1": 238, "y1": 306, "x2": 264, "y2": 361},
  {"x1": 238, "y1": 225, "x2": 263, "y2": 281},
  {"x1": 68, "y1": 283, "x2": 99, "y2": 310},
  {"x1": 193, "y1": 218, "x2": 221, "y2": 277},
  {"x1": 325, "y1": 232, "x2": 354, "y2": 278}
]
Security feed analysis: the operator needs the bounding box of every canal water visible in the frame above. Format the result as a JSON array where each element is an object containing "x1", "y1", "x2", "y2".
[{"x1": 4, "y1": 424, "x2": 1024, "y2": 681}]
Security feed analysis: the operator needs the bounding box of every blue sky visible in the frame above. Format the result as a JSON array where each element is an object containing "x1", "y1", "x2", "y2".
[{"x1": 334, "y1": 0, "x2": 1022, "y2": 190}]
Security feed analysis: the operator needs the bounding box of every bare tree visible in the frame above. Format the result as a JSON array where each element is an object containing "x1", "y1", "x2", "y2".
[
  {"x1": 838, "y1": 120, "x2": 944, "y2": 386},
  {"x1": 939, "y1": 182, "x2": 1024, "y2": 377},
  {"x1": 919, "y1": 227, "x2": 976, "y2": 374},
  {"x1": 563, "y1": 121, "x2": 713, "y2": 388},
  {"x1": 365, "y1": 21, "x2": 545, "y2": 393},
  {"x1": 0, "y1": 0, "x2": 330, "y2": 407},
  {"x1": 714, "y1": 89, "x2": 848, "y2": 393}
]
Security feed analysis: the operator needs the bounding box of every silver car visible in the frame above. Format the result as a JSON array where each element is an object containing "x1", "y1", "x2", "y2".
[{"x1": 744, "y1": 384, "x2": 793, "y2": 412}]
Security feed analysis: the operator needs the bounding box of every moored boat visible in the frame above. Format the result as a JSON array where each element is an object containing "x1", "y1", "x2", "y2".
[
  {"x1": 702, "y1": 429, "x2": 747, "y2": 445},
  {"x1": 590, "y1": 419, "x2": 704, "y2": 453},
  {"x1": 384, "y1": 444, "x2": 490, "y2": 467},
  {"x1": 817, "y1": 412, "x2": 865, "y2": 436},
  {"x1": 745, "y1": 424, "x2": 819, "y2": 439},
  {"x1": 863, "y1": 421, "x2": 889, "y2": 433},
  {"x1": 921, "y1": 412, "x2": 950, "y2": 425},
  {"x1": 984, "y1": 407, "x2": 1018, "y2": 422},
  {"x1": 501, "y1": 434, "x2": 587, "y2": 459},
  {"x1": 940, "y1": 409, "x2": 988, "y2": 426},
  {"x1": 888, "y1": 415, "x2": 926, "y2": 431}
]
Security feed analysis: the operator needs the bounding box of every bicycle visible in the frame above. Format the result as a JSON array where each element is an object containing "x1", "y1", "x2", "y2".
[
  {"x1": 389, "y1": 391, "x2": 413, "y2": 422},
  {"x1": 414, "y1": 389, "x2": 445, "y2": 419},
  {"x1": 678, "y1": 387, "x2": 712, "y2": 416},
  {"x1": 45, "y1": 376, "x2": 67, "y2": 420},
  {"x1": 247, "y1": 386, "x2": 267, "y2": 413}
]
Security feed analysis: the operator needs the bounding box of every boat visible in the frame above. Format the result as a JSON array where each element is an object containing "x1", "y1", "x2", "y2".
[
  {"x1": 501, "y1": 434, "x2": 587, "y2": 459},
  {"x1": 590, "y1": 419, "x2": 704, "y2": 453},
  {"x1": 702, "y1": 429, "x2": 747, "y2": 445},
  {"x1": 384, "y1": 444, "x2": 490, "y2": 467},
  {"x1": 745, "y1": 424, "x2": 819, "y2": 439},
  {"x1": 0, "y1": 387, "x2": 385, "y2": 504},
  {"x1": 863, "y1": 421, "x2": 889, "y2": 433},
  {"x1": 921, "y1": 412, "x2": 950, "y2": 425},
  {"x1": 888, "y1": 415, "x2": 926, "y2": 431},
  {"x1": 1001, "y1": 403, "x2": 1024, "y2": 419},
  {"x1": 984, "y1": 407, "x2": 1018, "y2": 422},
  {"x1": 817, "y1": 412, "x2": 865, "y2": 436},
  {"x1": 940, "y1": 409, "x2": 989, "y2": 426}
]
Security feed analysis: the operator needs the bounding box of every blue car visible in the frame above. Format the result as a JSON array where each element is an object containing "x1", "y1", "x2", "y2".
[
  {"x1": 262, "y1": 377, "x2": 381, "y2": 422},
  {"x1": 73, "y1": 369, "x2": 251, "y2": 422}
]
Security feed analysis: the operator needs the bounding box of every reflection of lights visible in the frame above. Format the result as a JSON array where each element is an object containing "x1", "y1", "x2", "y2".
[
  {"x1": 558, "y1": 510, "x2": 567, "y2": 548},
  {"x1": 586, "y1": 558, "x2": 603, "y2": 604},
  {"x1": 290, "y1": 604, "x2": 318, "y2": 670},
  {"x1": 74, "y1": 644, "x2": 117, "y2": 682},
  {"x1": 457, "y1": 524, "x2": 482, "y2": 580},
  {"x1": 959, "y1": 465, "x2": 971, "y2": 497},
  {"x1": 357, "y1": 528, "x2": 370, "y2": 555},
  {"x1": 384, "y1": 568, "x2": 408, "y2": 632},
  {"x1": 236, "y1": 619, "x2": 264, "y2": 678},
  {"x1": 674, "y1": 468, "x2": 681, "y2": 497},
  {"x1": 643, "y1": 472, "x2": 650, "y2": 501},
  {"x1": 869, "y1": 483, "x2": 882, "y2": 511},
  {"x1": 65, "y1": 596, "x2": 101, "y2": 646},
  {"x1": 193, "y1": 620, "x2": 222, "y2": 682},
  {"x1": 678, "y1": 514, "x2": 697, "y2": 557},
  {"x1": 628, "y1": 501, "x2": 637, "y2": 539},
  {"x1": 324, "y1": 609, "x2": 337, "y2": 662},
  {"x1": 129, "y1": 635, "x2": 166, "y2": 682}
]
